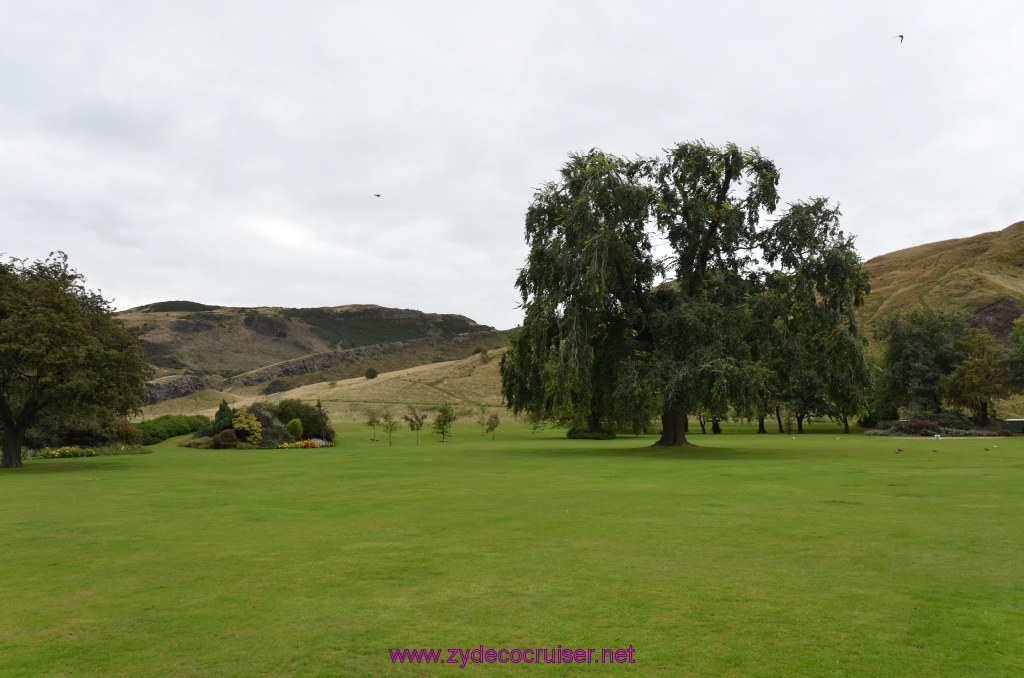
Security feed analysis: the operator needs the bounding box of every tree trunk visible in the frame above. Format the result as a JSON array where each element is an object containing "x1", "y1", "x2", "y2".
[
  {"x1": 757, "y1": 415, "x2": 767, "y2": 434},
  {"x1": 655, "y1": 408, "x2": 692, "y2": 446},
  {"x1": 843, "y1": 415, "x2": 850, "y2": 434},
  {"x1": 796, "y1": 413, "x2": 805, "y2": 434},
  {"x1": 2, "y1": 429, "x2": 25, "y2": 469},
  {"x1": 698, "y1": 414, "x2": 706, "y2": 434},
  {"x1": 776, "y1": 407, "x2": 784, "y2": 433},
  {"x1": 711, "y1": 419, "x2": 721, "y2": 434}
]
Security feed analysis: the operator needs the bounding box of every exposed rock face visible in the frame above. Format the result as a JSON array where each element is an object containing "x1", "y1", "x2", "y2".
[
  {"x1": 971, "y1": 297, "x2": 1024, "y2": 341},
  {"x1": 145, "y1": 375, "x2": 218, "y2": 405}
]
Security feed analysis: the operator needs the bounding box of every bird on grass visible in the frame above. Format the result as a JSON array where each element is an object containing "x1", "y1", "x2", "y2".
[
  {"x1": 932, "y1": 448, "x2": 937, "y2": 453},
  {"x1": 984, "y1": 447, "x2": 990, "y2": 451},
  {"x1": 896, "y1": 448, "x2": 903, "y2": 454}
]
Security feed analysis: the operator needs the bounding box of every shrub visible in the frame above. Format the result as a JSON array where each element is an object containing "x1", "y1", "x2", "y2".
[
  {"x1": 260, "y1": 399, "x2": 335, "y2": 442},
  {"x1": 231, "y1": 408, "x2": 262, "y2": 446},
  {"x1": 248, "y1": 405, "x2": 295, "y2": 447},
  {"x1": 34, "y1": 446, "x2": 97, "y2": 459},
  {"x1": 365, "y1": 367, "x2": 378, "y2": 379},
  {"x1": 195, "y1": 400, "x2": 235, "y2": 438},
  {"x1": 211, "y1": 429, "x2": 238, "y2": 449},
  {"x1": 907, "y1": 410, "x2": 975, "y2": 430},
  {"x1": 893, "y1": 419, "x2": 941, "y2": 436},
  {"x1": 137, "y1": 414, "x2": 211, "y2": 445},
  {"x1": 286, "y1": 418, "x2": 303, "y2": 440},
  {"x1": 262, "y1": 379, "x2": 289, "y2": 395},
  {"x1": 114, "y1": 419, "x2": 144, "y2": 445}
]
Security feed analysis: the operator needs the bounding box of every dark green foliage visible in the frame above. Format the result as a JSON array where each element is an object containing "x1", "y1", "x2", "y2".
[
  {"x1": 286, "y1": 418, "x2": 303, "y2": 440},
  {"x1": 195, "y1": 400, "x2": 235, "y2": 438},
  {"x1": 143, "y1": 301, "x2": 220, "y2": 313},
  {"x1": 247, "y1": 406, "x2": 295, "y2": 447},
  {"x1": 501, "y1": 149, "x2": 657, "y2": 435},
  {"x1": 148, "y1": 355, "x2": 188, "y2": 369},
  {"x1": 0, "y1": 252, "x2": 151, "y2": 468},
  {"x1": 243, "y1": 312, "x2": 288, "y2": 338},
  {"x1": 875, "y1": 307, "x2": 970, "y2": 414},
  {"x1": 364, "y1": 367, "x2": 378, "y2": 379},
  {"x1": 259, "y1": 398, "x2": 335, "y2": 442},
  {"x1": 280, "y1": 307, "x2": 483, "y2": 350},
  {"x1": 263, "y1": 379, "x2": 289, "y2": 395},
  {"x1": 432, "y1": 402, "x2": 456, "y2": 442},
  {"x1": 25, "y1": 412, "x2": 133, "y2": 449},
  {"x1": 136, "y1": 415, "x2": 211, "y2": 445},
  {"x1": 566, "y1": 428, "x2": 615, "y2": 440}
]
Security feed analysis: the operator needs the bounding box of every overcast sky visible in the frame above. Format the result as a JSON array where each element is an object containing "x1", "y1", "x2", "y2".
[{"x1": 3, "y1": 1, "x2": 1023, "y2": 329}]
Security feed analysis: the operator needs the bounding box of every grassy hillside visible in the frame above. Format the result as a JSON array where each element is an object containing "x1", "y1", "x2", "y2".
[
  {"x1": 119, "y1": 303, "x2": 495, "y2": 377},
  {"x1": 859, "y1": 220, "x2": 1024, "y2": 335},
  {"x1": 142, "y1": 349, "x2": 508, "y2": 424}
]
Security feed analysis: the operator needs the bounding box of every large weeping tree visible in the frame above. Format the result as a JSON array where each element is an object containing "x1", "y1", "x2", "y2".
[
  {"x1": 500, "y1": 150, "x2": 658, "y2": 434},
  {"x1": 503, "y1": 141, "x2": 870, "y2": 446},
  {"x1": 648, "y1": 141, "x2": 781, "y2": 445},
  {"x1": 0, "y1": 252, "x2": 151, "y2": 468}
]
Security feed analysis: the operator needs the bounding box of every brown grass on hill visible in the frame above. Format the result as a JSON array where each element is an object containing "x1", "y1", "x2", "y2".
[
  {"x1": 144, "y1": 349, "x2": 510, "y2": 423},
  {"x1": 859, "y1": 220, "x2": 1024, "y2": 331}
]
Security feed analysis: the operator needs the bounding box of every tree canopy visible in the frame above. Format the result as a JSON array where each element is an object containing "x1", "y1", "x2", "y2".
[
  {"x1": 501, "y1": 141, "x2": 871, "y2": 444},
  {"x1": 0, "y1": 252, "x2": 151, "y2": 468}
]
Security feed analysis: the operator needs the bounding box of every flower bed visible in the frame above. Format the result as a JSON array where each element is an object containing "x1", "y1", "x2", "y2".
[{"x1": 277, "y1": 438, "x2": 335, "y2": 449}]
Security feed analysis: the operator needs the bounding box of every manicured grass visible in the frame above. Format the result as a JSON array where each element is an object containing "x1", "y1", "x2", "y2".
[{"x1": 2, "y1": 425, "x2": 1022, "y2": 676}]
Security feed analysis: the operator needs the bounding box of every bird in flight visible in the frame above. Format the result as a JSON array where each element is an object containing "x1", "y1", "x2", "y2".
[
  {"x1": 374, "y1": 193, "x2": 381, "y2": 198},
  {"x1": 894, "y1": 34, "x2": 903, "y2": 43}
]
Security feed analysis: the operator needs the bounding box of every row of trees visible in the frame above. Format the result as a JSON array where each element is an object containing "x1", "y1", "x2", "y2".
[
  {"x1": 500, "y1": 141, "x2": 871, "y2": 445},
  {"x1": 365, "y1": 403, "x2": 494, "y2": 445},
  {"x1": 873, "y1": 307, "x2": 1024, "y2": 425}
]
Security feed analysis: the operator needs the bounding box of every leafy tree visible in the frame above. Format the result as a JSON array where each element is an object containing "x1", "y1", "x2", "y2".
[
  {"x1": 380, "y1": 409, "x2": 399, "y2": 447},
  {"x1": 285, "y1": 418, "x2": 303, "y2": 441},
  {"x1": 500, "y1": 150, "x2": 657, "y2": 435},
  {"x1": 0, "y1": 252, "x2": 151, "y2": 468},
  {"x1": 500, "y1": 142, "x2": 870, "y2": 447},
  {"x1": 477, "y1": 404, "x2": 488, "y2": 436},
  {"x1": 432, "y1": 402, "x2": 455, "y2": 442},
  {"x1": 231, "y1": 407, "x2": 262, "y2": 446},
  {"x1": 647, "y1": 141, "x2": 780, "y2": 445},
  {"x1": 761, "y1": 199, "x2": 871, "y2": 433},
  {"x1": 403, "y1": 405, "x2": 426, "y2": 445},
  {"x1": 364, "y1": 367, "x2": 378, "y2": 380},
  {"x1": 875, "y1": 307, "x2": 969, "y2": 415},
  {"x1": 938, "y1": 327, "x2": 1008, "y2": 424},
  {"x1": 485, "y1": 412, "x2": 501, "y2": 440},
  {"x1": 365, "y1": 408, "x2": 380, "y2": 441},
  {"x1": 211, "y1": 400, "x2": 235, "y2": 434}
]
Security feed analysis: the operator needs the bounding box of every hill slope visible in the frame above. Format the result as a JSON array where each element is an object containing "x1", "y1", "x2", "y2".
[
  {"x1": 859, "y1": 221, "x2": 1024, "y2": 337},
  {"x1": 119, "y1": 302, "x2": 494, "y2": 376},
  {"x1": 142, "y1": 349, "x2": 508, "y2": 424}
]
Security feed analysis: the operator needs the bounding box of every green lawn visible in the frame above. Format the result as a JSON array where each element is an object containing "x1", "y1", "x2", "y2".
[{"x1": 2, "y1": 424, "x2": 1022, "y2": 676}]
